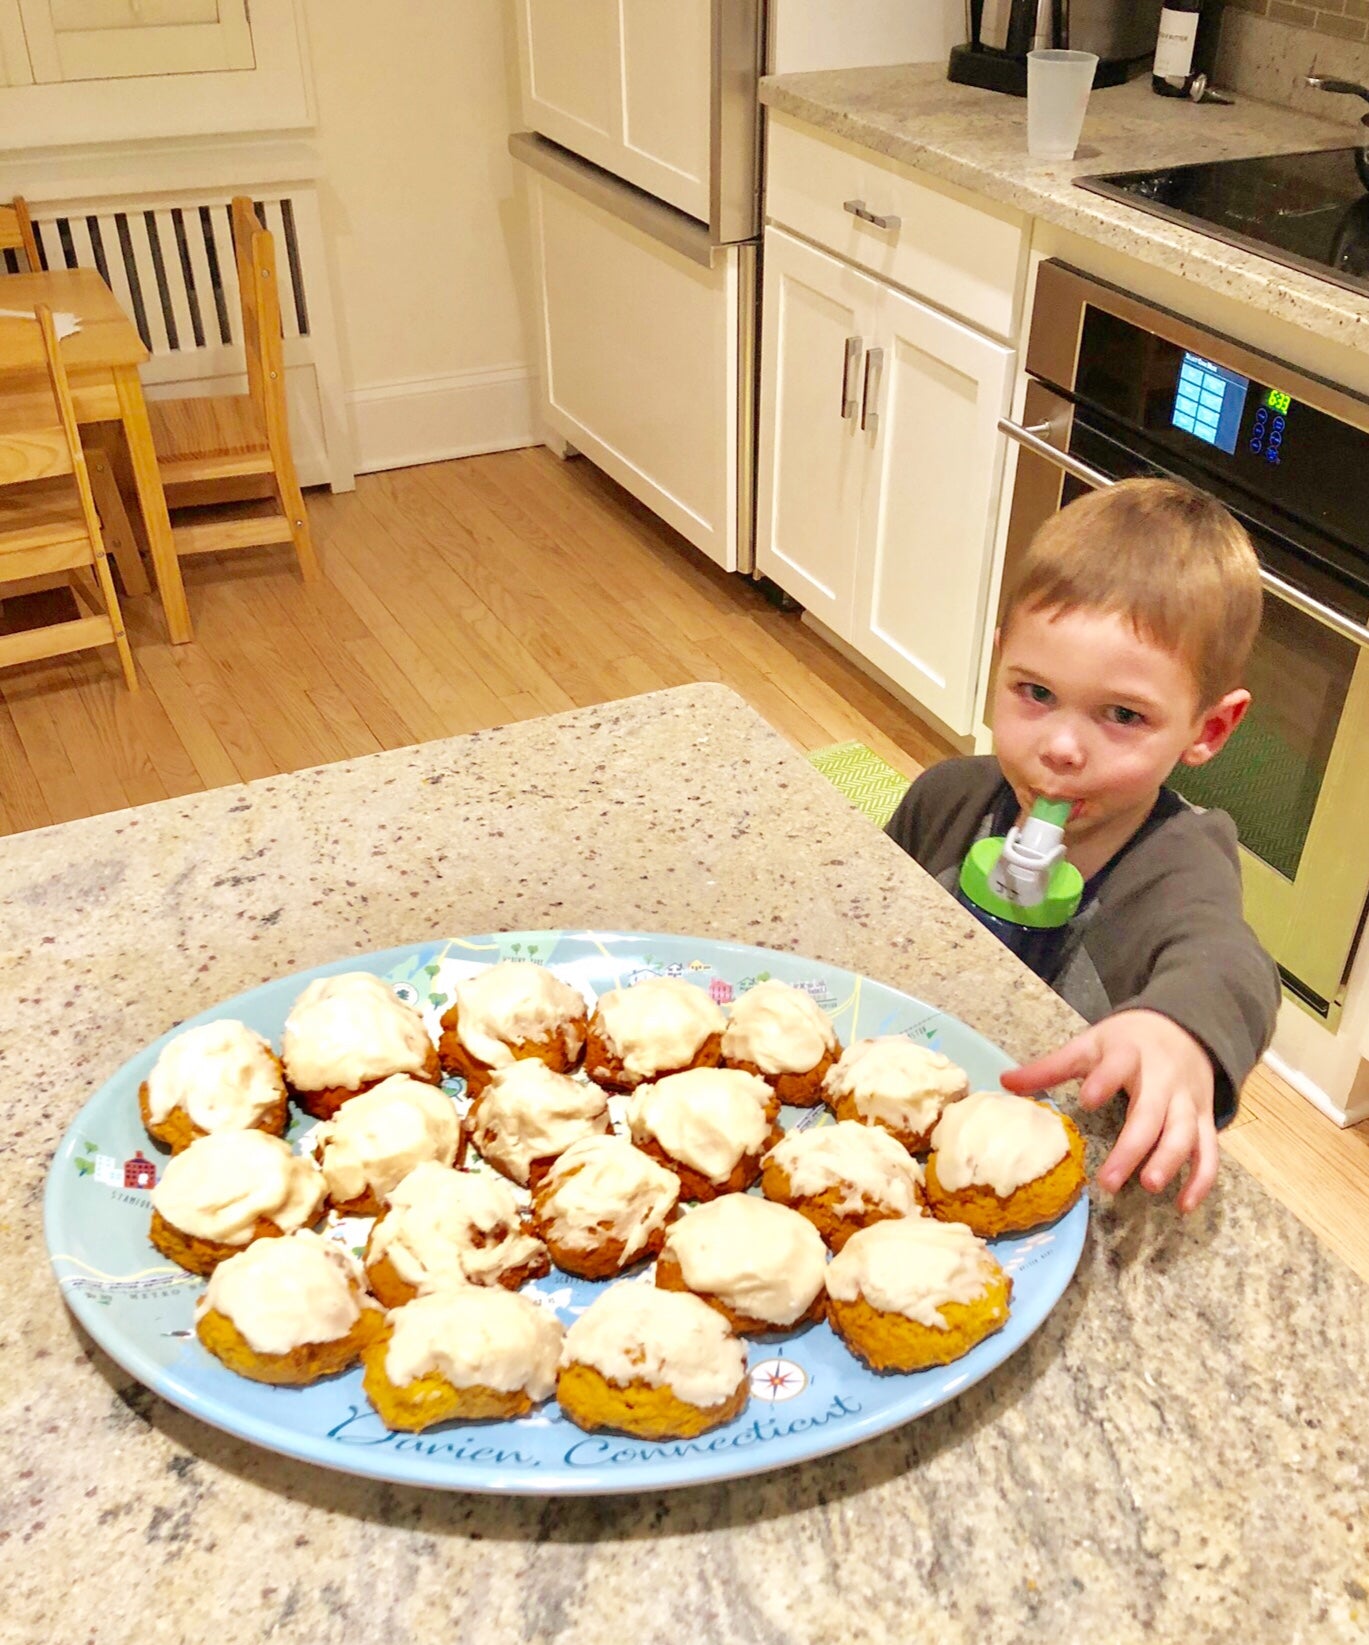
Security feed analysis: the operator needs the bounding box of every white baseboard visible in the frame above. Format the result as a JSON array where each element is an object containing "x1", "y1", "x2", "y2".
[
  {"x1": 349, "y1": 365, "x2": 539, "y2": 475},
  {"x1": 1261, "y1": 1047, "x2": 1369, "y2": 1129}
]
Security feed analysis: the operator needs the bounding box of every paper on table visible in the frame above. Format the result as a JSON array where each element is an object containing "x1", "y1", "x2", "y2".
[{"x1": 0, "y1": 307, "x2": 81, "y2": 339}]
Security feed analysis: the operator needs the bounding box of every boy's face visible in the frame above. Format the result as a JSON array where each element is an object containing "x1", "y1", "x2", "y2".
[{"x1": 992, "y1": 603, "x2": 1248, "y2": 858}]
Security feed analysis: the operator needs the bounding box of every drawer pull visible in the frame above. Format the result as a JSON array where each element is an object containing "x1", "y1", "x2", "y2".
[
  {"x1": 843, "y1": 199, "x2": 901, "y2": 232},
  {"x1": 841, "y1": 334, "x2": 863, "y2": 420}
]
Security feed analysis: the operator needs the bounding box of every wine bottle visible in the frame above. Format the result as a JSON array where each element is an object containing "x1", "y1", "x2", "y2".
[{"x1": 1152, "y1": 1, "x2": 1222, "y2": 101}]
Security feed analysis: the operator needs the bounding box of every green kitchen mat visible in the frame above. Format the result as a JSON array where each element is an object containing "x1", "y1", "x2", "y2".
[{"x1": 807, "y1": 741, "x2": 911, "y2": 829}]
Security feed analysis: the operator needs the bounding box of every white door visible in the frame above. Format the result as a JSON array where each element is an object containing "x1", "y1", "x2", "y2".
[
  {"x1": 528, "y1": 169, "x2": 740, "y2": 571},
  {"x1": 756, "y1": 228, "x2": 875, "y2": 639},
  {"x1": 518, "y1": 0, "x2": 710, "y2": 222},
  {"x1": 852, "y1": 280, "x2": 1015, "y2": 734}
]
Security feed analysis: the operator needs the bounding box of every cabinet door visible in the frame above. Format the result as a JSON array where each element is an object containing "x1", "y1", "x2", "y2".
[
  {"x1": 756, "y1": 227, "x2": 874, "y2": 640},
  {"x1": 851, "y1": 281, "x2": 1014, "y2": 734},
  {"x1": 518, "y1": 0, "x2": 710, "y2": 222}
]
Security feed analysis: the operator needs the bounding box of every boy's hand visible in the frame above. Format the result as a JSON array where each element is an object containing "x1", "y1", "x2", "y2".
[{"x1": 1000, "y1": 1009, "x2": 1218, "y2": 1214}]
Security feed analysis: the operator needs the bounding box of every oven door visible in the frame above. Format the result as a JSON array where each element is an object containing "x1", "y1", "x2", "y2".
[{"x1": 1000, "y1": 382, "x2": 1369, "y2": 1018}]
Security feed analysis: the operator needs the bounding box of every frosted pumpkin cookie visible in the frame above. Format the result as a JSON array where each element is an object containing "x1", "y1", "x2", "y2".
[
  {"x1": 656, "y1": 1194, "x2": 827, "y2": 1334},
  {"x1": 825, "y1": 1217, "x2": 1011, "y2": 1372},
  {"x1": 437, "y1": 961, "x2": 588, "y2": 1091},
  {"x1": 720, "y1": 979, "x2": 839, "y2": 1107},
  {"x1": 626, "y1": 1067, "x2": 781, "y2": 1201},
  {"x1": 760, "y1": 1119, "x2": 924, "y2": 1252},
  {"x1": 924, "y1": 1091, "x2": 1086, "y2": 1236},
  {"x1": 364, "y1": 1162, "x2": 549, "y2": 1305},
  {"x1": 464, "y1": 1059, "x2": 611, "y2": 1187},
  {"x1": 195, "y1": 1228, "x2": 384, "y2": 1385},
  {"x1": 584, "y1": 977, "x2": 725, "y2": 1092},
  {"x1": 822, "y1": 1037, "x2": 969, "y2": 1153},
  {"x1": 282, "y1": 971, "x2": 440, "y2": 1120},
  {"x1": 149, "y1": 1130, "x2": 326, "y2": 1276},
  {"x1": 529, "y1": 1134, "x2": 680, "y2": 1279},
  {"x1": 557, "y1": 1284, "x2": 749, "y2": 1440},
  {"x1": 310, "y1": 1073, "x2": 461, "y2": 1217},
  {"x1": 361, "y1": 1287, "x2": 563, "y2": 1432},
  {"x1": 139, "y1": 1019, "x2": 288, "y2": 1154}
]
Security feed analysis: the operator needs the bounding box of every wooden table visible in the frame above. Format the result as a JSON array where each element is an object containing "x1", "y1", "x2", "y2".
[{"x1": 0, "y1": 267, "x2": 191, "y2": 642}]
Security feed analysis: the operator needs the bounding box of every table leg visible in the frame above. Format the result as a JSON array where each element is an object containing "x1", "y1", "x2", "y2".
[
  {"x1": 86, "y1": 445, "x2": 151, "y2": 598},
  {"x1": 113, "y1": 364, "x2": 192, "y2": 644}
]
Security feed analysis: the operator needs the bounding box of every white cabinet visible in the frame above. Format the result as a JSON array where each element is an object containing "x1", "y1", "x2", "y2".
[
  {"x1": 516, "y1": 0, "x2": 710, "y2": 223},
  {"x1": 18, "y1": 0, "x2": 253, "y2": 80},
  {"x1": 757, "y1": 226, "x2": 1014, "y2": 734}
]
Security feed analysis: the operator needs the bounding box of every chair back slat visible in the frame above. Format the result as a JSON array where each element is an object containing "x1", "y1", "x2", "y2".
[
  {"x1": 238, "y1": 224, "x2": 291, "y2": 456},
  {"x1": 231, "y1": 196, "x2": 269, "y2": 412},
  {"x1": 0, "y1": 198, "x2": 41, "y2": 269}
]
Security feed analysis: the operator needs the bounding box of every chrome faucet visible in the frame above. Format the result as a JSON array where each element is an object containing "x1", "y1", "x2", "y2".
[{"x1": 1304, "y1": 75, "x2": 1369, "y2": 188}]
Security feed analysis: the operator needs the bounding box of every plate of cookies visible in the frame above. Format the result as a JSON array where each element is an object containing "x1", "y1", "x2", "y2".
[{"x1": 45, "y1": 930, "x2": 1088, "y2": 1495}]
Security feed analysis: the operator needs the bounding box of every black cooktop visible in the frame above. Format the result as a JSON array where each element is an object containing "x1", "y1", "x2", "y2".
[{"x1": 1077, "y1": 148, "x2": 1369, "y2": 300}]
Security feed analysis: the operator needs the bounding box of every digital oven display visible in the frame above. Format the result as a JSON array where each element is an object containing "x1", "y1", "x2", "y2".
[{"x1": 1169, "y1": 351, "x2": 1292, "y2": 466}]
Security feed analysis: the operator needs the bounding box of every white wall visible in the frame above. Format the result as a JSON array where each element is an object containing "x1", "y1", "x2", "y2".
[
  {"x1": 769, "y1": 0, "x2": 963, "y2": 75},
  {"x1": 301, "y1": 0, "x2": 538, "y2": 473}
]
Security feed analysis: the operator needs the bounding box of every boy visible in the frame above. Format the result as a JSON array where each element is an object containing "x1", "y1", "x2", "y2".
[{"x1": 886, "y1": 478, "x2": 1280, "y2": 1214}]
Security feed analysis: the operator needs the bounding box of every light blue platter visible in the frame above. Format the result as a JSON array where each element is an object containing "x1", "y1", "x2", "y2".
[{"x1": 45, "y1": 931, "x2": 1088, "y2": 1496}]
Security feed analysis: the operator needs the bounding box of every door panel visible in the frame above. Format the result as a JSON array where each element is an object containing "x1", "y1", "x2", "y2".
[
  {"x1": 519, "y1": 0, "x2": 619, "y2": 144},
  {"x1": 853, "y1": 282, "x2": 1014, "y2": 733},
  {"x1": 756, "y1": 229, "x2": 872, "y2": 637},
  {"x1": 620, "y1": 0, "x2": 710, "y2": 221}
]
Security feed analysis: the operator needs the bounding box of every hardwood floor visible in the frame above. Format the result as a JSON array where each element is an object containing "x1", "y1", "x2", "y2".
[{"x1": 3, "y1": 446, "x2": 1365, "y2": 1278}]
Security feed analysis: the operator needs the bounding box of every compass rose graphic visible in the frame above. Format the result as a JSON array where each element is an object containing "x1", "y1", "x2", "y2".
[{"x1": 749, "y1": 1357, "x2": 807, "y2": 1402}]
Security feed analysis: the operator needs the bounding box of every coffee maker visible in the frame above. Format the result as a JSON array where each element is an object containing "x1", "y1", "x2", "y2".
[{"x1": 948, "y1": 0, "x2": 1165, "y2": 96}]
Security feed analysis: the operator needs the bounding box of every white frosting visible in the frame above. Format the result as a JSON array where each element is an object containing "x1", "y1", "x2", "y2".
[
  {"x1": 535, "y1": 1135, "x2": 679, "y2": 1260},
  {"x1": 151, "y1": 1130, "x2": 325, "y2": 1244},
  {"x1": 825, "y1": 1217, "x2": 1002, "y2": 1328},
  {"x1": 145, "y1": 1019, "x2": 285, "y2": 1132},
  {"x1": 665, "y1": 1196, "x2": 827, "y2": 1326},
  {"x1": 382, "y1": 1287, "x2": 563, "y2": 1399},
  {"x1": 930, "y1": 1091, "x2": 1070, "y2": 1197},
  {"x1": 468, "y1": 1060, "x2": 610, "y2": 1185},
  {"x1": 452, "y1": 962, "x2": 586, "y2": 1068},
  {"x1": 282, "y1": 972, "x2": 432, "y2": 1093},
  {"x1": 196, "y1": 1228, "x2": 376, "y2": 1354},
  {"x1": 591, "y1": 978, "x2": 724, "y2": 1079},
  {"x1": 823, "y1": 1038, "x2": 969, "y2": 1137},
  {"x1": 721, "y1": 980, "x2": 836, "y2": 1075},
  {"x1": 368, "y1": 1162, "x2": 545, "y2": 1291},
  {"x1": 311, "y1": 1075, "x2": 460, "y2": 1205},
  {"x1": 626, "y1": 1067, "x2": 773, "y2": 1185},
  {"x1": 560, "y1": 1283, "x2": 746, "y2": 1410},
  {"x1": 764, "y1": 1120, "x2": 923, "y2": 1218}
]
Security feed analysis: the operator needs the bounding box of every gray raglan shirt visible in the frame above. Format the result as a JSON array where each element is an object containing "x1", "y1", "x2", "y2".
[{"x1": 884, "y1": 756, "x2": 1281, "y2": 1125}]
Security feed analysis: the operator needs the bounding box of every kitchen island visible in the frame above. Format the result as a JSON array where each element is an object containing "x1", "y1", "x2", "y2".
[{"x1": 3, "y1": 684, "x2": 1365, "y2": 1644}]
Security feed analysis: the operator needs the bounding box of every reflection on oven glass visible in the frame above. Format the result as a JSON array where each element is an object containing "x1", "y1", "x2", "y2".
[{"x1": 1166, "y1": 596, "x2": 1355, "y2": 879}]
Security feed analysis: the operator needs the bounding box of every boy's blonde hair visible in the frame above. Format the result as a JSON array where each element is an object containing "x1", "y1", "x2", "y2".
[{"x1": 1001, "y1": 478, "x2": 1263, "y2": 709}]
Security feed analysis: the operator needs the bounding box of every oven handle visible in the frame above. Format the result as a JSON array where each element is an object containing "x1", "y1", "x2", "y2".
[{"x1": 998, "y1": 415, "x2": 1369, "y2": 651}]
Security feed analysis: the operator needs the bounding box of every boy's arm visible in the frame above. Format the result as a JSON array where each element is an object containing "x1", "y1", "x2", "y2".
[{"x1": 883, "y1": 756, "x2": 1005, "y2": 879}]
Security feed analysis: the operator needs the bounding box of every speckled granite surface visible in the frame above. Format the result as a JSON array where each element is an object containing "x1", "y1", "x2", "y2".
[
  {"x1": 4, "y1": 685, "x2": 1367, "y2": 1644},
  {"x1": 760, "y1": 64, "x2": 1369, "y2": 346}
]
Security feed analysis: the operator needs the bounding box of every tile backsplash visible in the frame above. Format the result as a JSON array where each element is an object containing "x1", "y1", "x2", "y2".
[{"x1": 1218, "y1": 5, "x2": 1369, "y2": 116}]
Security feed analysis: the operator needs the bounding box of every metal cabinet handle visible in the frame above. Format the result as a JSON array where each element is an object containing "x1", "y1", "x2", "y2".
[
  {"x1": 844, "y1": 198, "x2": 901, "y2": 232},
  {"x1": 997, "y1": 415, "x2": 1369, "y2": 649},
  {"x1": 841, "y1": 335, "x2": 862, "y2": 420},
  {"x1": 861, "y1": 346, "x2": 884, "y2": 435}
]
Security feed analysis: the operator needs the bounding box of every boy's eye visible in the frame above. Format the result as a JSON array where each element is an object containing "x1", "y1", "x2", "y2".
[
  {"x1": 1016, "y1": 682, "x2": 1053, "y2": 706},
  {"x1": 1104, "y1": 705, "x2": 1145, "y2": 727}
]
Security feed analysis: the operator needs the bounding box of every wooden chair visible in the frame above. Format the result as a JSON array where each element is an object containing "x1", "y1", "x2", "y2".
[
  {"x1": 0, "y1": 197, "x2": 40, "y2": 270},
  {"x1": 147, "y1": 196, "x2": 319, "y2": 578},
  {"x1": 0, "y1": 305, "x2": 137, "y2": 690}
]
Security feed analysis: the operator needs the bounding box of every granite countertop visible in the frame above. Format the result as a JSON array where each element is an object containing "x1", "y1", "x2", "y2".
[
  {"x1": 760, "y1": 63, "x2": 1369, "y2": 347},
  {"x1": 4, "y1": 684, "x2": 1367, "y2": 1644}
]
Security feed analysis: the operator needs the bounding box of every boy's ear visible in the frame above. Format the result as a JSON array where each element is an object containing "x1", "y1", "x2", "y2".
[{"x1": 1177, "y1": 689, "x2": 1250, "y2": 768}]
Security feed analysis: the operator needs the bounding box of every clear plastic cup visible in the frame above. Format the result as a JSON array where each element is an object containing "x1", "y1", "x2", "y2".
[{"x1": 1026, "y1": 49, "x2": 1098, "y2": 161}]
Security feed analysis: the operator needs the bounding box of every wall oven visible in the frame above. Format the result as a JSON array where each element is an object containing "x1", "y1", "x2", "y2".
[{"x1": 999, "y1": 260, "x2": 1369, "y2": 1023}]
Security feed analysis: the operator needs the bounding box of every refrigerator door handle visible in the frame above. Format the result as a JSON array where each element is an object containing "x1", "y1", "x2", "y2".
[
  {"x1": 842, "y1": 336, "x2": 863, "y2": 420},
  {"x1": 861, "y1": 346, "x2": 885, "y2": 434}
]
